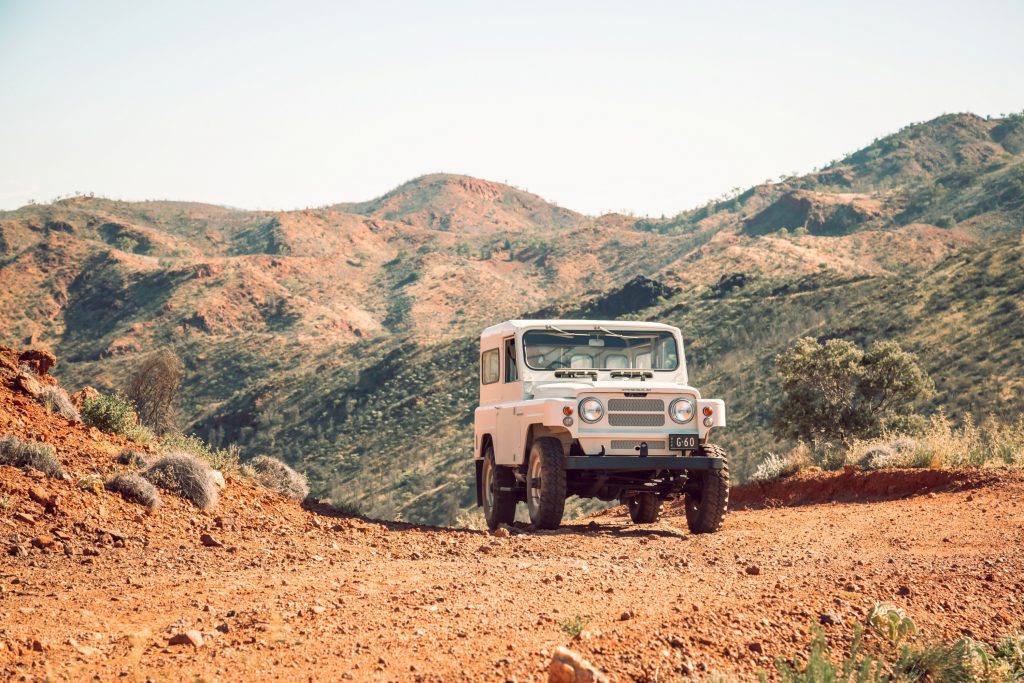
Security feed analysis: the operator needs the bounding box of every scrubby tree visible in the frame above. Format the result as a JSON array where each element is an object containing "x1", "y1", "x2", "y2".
[
  {"x1": 126, "y1": 349, "x2": 183, "y2": 435},
  {"x1": 773, "y1": 337, "x2": 934, "y2": 444}
]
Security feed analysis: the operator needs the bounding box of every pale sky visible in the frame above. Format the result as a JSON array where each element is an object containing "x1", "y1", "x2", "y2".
[{"x1": 1, "y1": 1, "x2": 1022, "y2": 217}]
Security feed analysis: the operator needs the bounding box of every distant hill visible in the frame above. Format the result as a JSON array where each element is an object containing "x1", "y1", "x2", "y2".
[{"x1": 1, "y1": 112, "x2": 1022, "y2": 524}]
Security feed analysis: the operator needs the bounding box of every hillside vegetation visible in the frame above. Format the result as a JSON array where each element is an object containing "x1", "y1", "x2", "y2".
[{"x1": 1, "y1": 112, "x2": 1022, "y2": 524}]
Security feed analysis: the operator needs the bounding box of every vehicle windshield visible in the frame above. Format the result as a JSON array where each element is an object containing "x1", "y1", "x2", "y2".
[{"x1": 523, "y1": 328, "x2": 679, "y2": 371}]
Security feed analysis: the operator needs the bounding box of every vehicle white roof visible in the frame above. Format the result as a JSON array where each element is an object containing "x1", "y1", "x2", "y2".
[{"x1": 480, "y1": 319, "x2": 679, "y2": 341}]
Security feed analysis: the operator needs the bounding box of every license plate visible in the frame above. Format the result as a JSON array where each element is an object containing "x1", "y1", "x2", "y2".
[{"x1": 669, "y1": 434, "x2": 698, "y2": 451}]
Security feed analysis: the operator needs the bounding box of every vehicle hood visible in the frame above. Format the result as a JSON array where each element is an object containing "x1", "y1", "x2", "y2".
[{"x1": 527, "y1": 380, "x2": 700, "y2": 400}]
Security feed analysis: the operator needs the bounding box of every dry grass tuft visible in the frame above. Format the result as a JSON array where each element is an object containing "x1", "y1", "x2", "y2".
[
  {"x1": 0, "y1": 434, "x2": 64, "y2": 478},
  {"x1": 105, "y1": 473, "x2": 161, "y2": 510},
  {"x1": 38, "y1": 385, "x2": 80, "y2": 422},
  {"x1": 142, "y1": 452, "x2": 218, "y2": 510},
  {"x1": 244, "y1": 455, "x2": 310, "y2": 501}
]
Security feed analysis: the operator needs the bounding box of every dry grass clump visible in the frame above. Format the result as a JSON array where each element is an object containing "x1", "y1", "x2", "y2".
[
  {"x1": 105, "y1": 473, "x2": 161, "y2": 510},
  {"x1": 142, "y1": 452, "x2": 218, "y2": 510},
  {"x1": 159, "y1": 433, "x2": 240, "y2": 472},
  {"x1": 242, "y1": 455, "x2": 310, "y2": 501},
  {"x1": 37, "y1": 385, "x2": 80, "y2": 422},
  {"x1": 751, "y1": 442, "x2": 811, "y2": 482},
  {"x1": 854, "y1": 412, "x2": 1024, "y2": 470},
  {"x1": 115, "y1": 448, "x2": 151, "y2": 469},
  {"x1": 0, "y1": 434, "x2": 64, "y2": 478}
]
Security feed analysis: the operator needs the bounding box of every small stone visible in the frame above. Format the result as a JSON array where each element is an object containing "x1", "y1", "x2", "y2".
[
  {"x1": 200, "y1": 533, "x2": 223, "y2": 548},
  {"x1": 548, "y1": 645, "x2": 609, "y2": 683},
  {"x1": 619, "y1": 611, "x2": 632, "y2": 621},
  {"x1": 818, "y1": 612, "x2": 842, "y2": 626},
  {"x1": 7, "y1": 545, "x2": 26, "y2": 557},
  {"x1": 208, "y1": 470, "x2": 226, "y2": 489},
  {"x1": 28, "y1": 487, "x2": 55, "y2": 507},
  {"x1": 745, "y1": 565, "x2": 761, "y2": 576},
  {"x1": 215, "y1": 623, "x2": 230, "y2": 633},
  {"x1": 492, "y1": 527, "x2": 511, "y2": 538},
  {"x1": 168, "y1": 630, "x2": 204, "y2": 647},
  {"x1": 844, "y1": 583, "x2": 859, "y2": 592},
  {"x1": 31, "y1": 534, "x2": 56, "y2": 549},
  {"x1": 897, "y1": 585, "x2": 912, "y2": 596},
  {"x1": 748, "y1": 642, "x2": 764, "y2": 655},
  {"x1": 14, "y1": 512, "x2": 35, "y2": 524},
  {"x1": 63, "y1": 543, "x2": 74, "y2": 556},
  {"x1": 311, "y1": 606, "x2": 326, "y2": 615}
]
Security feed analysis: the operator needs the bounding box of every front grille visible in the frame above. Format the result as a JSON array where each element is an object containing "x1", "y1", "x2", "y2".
[
  {"x1": 608, "y1": 413, "x2": 665, "y2": 427},
  {"x1": 607, "y1": 398, "x2": 665, "y2": 412},
  {"x1": 611, "y1": 440, "x2": 667, "y2": 450}
]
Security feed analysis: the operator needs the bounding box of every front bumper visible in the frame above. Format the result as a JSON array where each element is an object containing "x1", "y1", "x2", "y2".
[{"x1": 562, "y1": 455, "x2": 725, "y2": 471}]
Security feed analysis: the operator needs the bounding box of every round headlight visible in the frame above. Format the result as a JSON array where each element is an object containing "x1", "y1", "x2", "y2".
[
  {"x1": 578, "y1": 397, "x2": 604, "y2": 423},
  {"x1": 669, "y1": 398, "x2": 695, "y2": 424}
]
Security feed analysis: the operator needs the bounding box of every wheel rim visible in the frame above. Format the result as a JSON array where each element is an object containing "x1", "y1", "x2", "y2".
[
  {"x1": 483, "y1": 459, "x2": 495, "y2": 517},
  {"x1": 527, "y1": 454, "x2": 542, "y2": 520}
]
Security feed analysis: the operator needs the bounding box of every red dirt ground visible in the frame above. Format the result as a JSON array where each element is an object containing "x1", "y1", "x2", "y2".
[{"x1": 2, "y1": 348, "x2": 1023, "y2": 681}]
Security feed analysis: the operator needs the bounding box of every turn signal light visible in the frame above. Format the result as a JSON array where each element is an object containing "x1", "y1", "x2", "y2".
[
  {"x1": 702, "y1": 406, "x2": 713, "y2": 417},
  {"x1": 563, "y1": 406, "x2": 573, "y2": 416}
]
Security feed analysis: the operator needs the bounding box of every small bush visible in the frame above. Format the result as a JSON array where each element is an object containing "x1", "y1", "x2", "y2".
[
  {"x1": 560, "y1": 614, "x2": 591, "y2": 639},
  {"x1": 752, "y1": 446, "x2": 808, "y2": 482},
  {"x1": 115, "y1": 448, "x2": 151, "y2": 469},
  {"x1": 126, "y1": 349, "x2": 183, "y2": 435},
  {"x1": 159, "y1": 433, "x2": 239, "y2": 472},
  {"x1": 0, "y1": 434, "x2": 63, "y2": 478},
  {"x1": 81, "y1": 392, "x2": 152, "y2": 443},
  {"x1": 143, "y1": 452, "x2": 218, "y2": 510},
  {"x1": 38, "y1": 385, "x2": 80, "y2": 422},
  {"x1": 105, "y1": 473, "x2": 160, "y2": 510},
  {"x1": 244, "y1": 455, "x2": 310, "y2": 501}
]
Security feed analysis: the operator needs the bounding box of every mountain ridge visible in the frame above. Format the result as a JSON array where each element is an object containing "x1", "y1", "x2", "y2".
[{"x1": 2, "y1": 111, "x2": 1022, "y2": 524}]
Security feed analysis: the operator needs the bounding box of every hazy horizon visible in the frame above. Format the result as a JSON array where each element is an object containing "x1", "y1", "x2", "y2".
[{"x1": 2, "y1": 0, "x2": 1022, "y2": 216}]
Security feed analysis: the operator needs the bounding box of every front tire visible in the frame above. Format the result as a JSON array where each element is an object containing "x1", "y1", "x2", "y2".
[
  {"x1": 526, "y1": 437, "x2": 567, "y2": 530},
  {"x1": 628, "y1": 493, "x2": 662, "y2": 524},
  {"x1": 684, "y1": 444, "x2": 729, "y2": 534},
  {"x1": 482, "y1": 447, "x2": 516, "y2": 531}
]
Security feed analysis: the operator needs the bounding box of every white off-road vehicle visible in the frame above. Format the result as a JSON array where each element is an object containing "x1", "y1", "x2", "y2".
[{"x1": 474, "y1": 320, "x2": 729, "y2": 532}]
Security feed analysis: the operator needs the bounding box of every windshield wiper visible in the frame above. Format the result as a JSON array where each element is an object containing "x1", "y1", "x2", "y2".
[
  {"x1": 596, "y1": 326, "x2": 652, "y2": 340},
  {"x1": 546, "y1": 325, "x2": 590, "y2": 338},
  {"x1": 609, "y1": 370, "x2": 654, "y2": 380},
  {"x1": 554, "y1": 369, "x2": 598, "y2": 380}
]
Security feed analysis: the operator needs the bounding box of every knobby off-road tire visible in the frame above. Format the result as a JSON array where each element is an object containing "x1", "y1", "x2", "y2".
[
  {"x1": 526, "y1": 437, "x2": 567, "y2": 530},
  {"x1": 482, "y1": 447, "x2": 516, "y2": 531},
  {"x1": 684, "y1": 444, "x2": 729, "y2": 534},
  {"x1": 628, "y1": 492, "x2": 662, "y2": 524}
]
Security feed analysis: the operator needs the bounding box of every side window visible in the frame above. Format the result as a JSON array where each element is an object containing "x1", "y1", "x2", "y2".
[
  {"x1": 481, "y1": 349, "x2": 499, "y2": 385},
  {"x1": 504, "y1": 337, "x2": 518, "y2": 383}
]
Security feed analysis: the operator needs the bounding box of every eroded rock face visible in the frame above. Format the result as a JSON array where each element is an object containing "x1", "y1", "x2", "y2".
[
  {"x1": 70, "y1": 386, "x2": 99, "y2": 409},
  {"x1": 743, "y1": 190, "x2": 887, "y2": 236},
  {"x1": 18, "y1": 349, "x2": 56, "y2": 376},
  {"x1": 548, "y1": 646, "x2": 608, "y2": 683}
]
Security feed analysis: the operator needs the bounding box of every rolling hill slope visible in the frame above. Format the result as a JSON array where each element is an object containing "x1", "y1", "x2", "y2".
[{"x1": 1, "y1": 112, "x2": 1022, "y2": 524}]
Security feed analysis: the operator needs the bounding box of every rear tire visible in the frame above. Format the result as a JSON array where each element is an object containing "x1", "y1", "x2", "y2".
[
  {"x1": 482, "y1": 447, "x2": 516, "y2": 531},
  {"x1": 628, "y1": 493, "x2": 662, "y2": 524},
  {"x1": 526, "y1": 437, "x2": 567, "y2": 530},
  {"x1": 684, "y1": 444, "x2": 729, "y2": 534}
]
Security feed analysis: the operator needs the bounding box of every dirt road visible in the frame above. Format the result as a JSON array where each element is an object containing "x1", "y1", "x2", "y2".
[{"x1": 3, "y1": 469, "x2": 1023, "y2": 682}]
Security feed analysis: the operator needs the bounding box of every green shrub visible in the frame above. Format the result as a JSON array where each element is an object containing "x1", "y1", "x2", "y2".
[
  {"x1": 81, "y1": 392, "x2": 152, "y2": 442},
  {"x1": 774, "y1": 338, "x2": 934, "y2": 445},
  {"x1": 560, "y1": 614, "x2": 591, "y2": 639},
  {"x1": 105, "y1": 473, "x2": 161, "y2": 510},
  {"x1": 37, "y1": 385, "x2": 80, "y2": 422},
  {"x1": 143, "y1": 452, "x2": 218, "y2": 510},
  {"x1": 0, "y1": 434, "x2": 63, "y2": 478},
  {"x1": 243, "y1": 455, "x2": 309, "y2": 501},
  {"x1": 159, "y1": 433, "x2": 239, "y2": 472}
]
